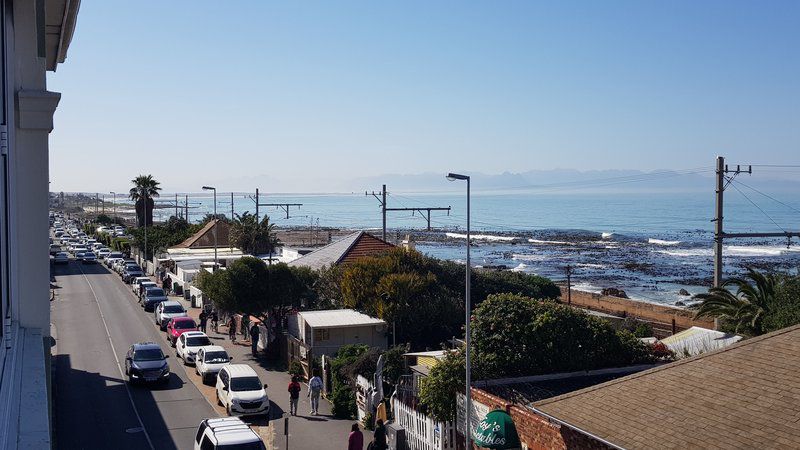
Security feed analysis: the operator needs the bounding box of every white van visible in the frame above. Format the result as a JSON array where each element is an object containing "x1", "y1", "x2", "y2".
[
  {"x1": 194, "y1": 417, "x2": 265, "y2": 450},
  {"x1": 215, "y1": 365, "x2": 269, "y2": 417}
]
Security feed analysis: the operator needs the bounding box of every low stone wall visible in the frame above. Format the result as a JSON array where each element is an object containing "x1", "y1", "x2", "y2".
[{"x1": 561, "y1": 287, "x2": 714, "y2": 332}]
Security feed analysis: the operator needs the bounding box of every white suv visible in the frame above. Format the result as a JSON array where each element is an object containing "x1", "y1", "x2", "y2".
[
  {"x1": 154, "y1": 300, "x2": 188, "y2": 330},
  {"x1": 176, "y1": 331, "x2": 212, "y2": 365},
  {"x1": 215, "y1": 365, "x2": 270, "y2": 417},
  {"x1": 194, "y1": 417, "x2": 265, "y2": 450},
  {"x1": 195, "y1": 346, "x2": 232, "y2": 383}
]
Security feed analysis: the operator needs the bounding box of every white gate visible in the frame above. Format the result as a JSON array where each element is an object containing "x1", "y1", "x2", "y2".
[{"x1": 392, "y1": 398, "x2": 457, "y2": 450}]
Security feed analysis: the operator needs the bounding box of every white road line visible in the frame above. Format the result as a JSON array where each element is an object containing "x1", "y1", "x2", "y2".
[{"x1": 78, "y1": 265, "x2": 156, "y2": 450}]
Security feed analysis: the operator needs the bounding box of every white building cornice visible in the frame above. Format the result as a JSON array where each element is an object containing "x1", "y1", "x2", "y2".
[{"x1": 16, "y1": 90, "x2": 61, "y2": 131}]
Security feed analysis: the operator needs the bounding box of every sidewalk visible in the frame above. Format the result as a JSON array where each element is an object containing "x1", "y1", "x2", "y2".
[{"x1": 163, "y1": 287, "x2": 364, "y2": 450}]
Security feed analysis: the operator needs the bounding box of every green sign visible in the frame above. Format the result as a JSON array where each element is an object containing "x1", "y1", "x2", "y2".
[{"x1": 472, "y1": 409, "x2": 521, "y2": 449}]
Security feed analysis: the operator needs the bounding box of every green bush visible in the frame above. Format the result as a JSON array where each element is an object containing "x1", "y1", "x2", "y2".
[
  {"x1": 362, "y1": 411, "x2": 375, "y2": 430},
  {"x1": 330, "y1": 385, "x2": 356, "y2": 419},
  {"x1": 288, "y1": 361, "x2": 305, "y2": 379}
]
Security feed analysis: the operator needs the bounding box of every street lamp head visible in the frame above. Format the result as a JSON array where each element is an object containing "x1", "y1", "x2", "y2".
[
  {"x1": 202, "y1": 186, "x2": 215, "y2": 191},
  {"x1": 446, "y1": 173, "x2": 469, "y2": 181}
]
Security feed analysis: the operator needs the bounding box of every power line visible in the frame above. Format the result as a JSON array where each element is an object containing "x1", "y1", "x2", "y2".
[{"x1": 727, "y1": 182, "x2": 785, "y2": 232}]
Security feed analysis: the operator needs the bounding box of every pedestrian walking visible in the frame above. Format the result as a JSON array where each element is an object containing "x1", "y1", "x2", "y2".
[
  {"x1": 372, "y1": 419, "x2": 387, "y2": 450},
  {"x1": 308, "y1": 371, "x2": 323, "y2": 415},
  {"x1": 210, "y1": 310, "x2": 219, "y2": 333},
  {"x1": 348, "y1": 423, "x2": 364, "y2": 450},
  {"x1": 288, "y1": 376, "x2": 301, "y2": 416},
  {"x1": 199, "y1": 310, "x2": 208, "y2": 333},
  {"x1": 241, "y1": 315, "x2": 250, "y2": 341},
  {"x1": 162, "y1": 277, "x2": 171, "y2": 296},
  {"x1": 249, "y1": 321, "x2": 260, "y2": 357},
  {"x1": 228, "y1": 316, "x2": 237, "y2": 343}
]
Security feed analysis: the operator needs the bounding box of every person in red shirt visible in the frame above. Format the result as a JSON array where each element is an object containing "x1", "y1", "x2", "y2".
[
  {"x1": 348, "y1": 423, "x2": 364, "y2": 450},
  {"x1": 287, "y1": 376, "x2": 301, "y2": 416}
]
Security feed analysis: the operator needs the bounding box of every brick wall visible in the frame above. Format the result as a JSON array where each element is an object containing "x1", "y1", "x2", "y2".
[
  {"x1": 467, "y1": 388, "x2": 613, "y2": 450},
  {"x1": 561, "y1": 287, "x2": 714, "y2": 332}
]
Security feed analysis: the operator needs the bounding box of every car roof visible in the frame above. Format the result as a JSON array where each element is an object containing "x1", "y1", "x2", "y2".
[
  {"x1": 200, "y1": 345, "x2": 226, "y2": 353},
  {"x1": 162, "y1": 300, "x2": 183, "y2": 307},
  {"x1": 132, "y1": 342, "x2": 161, "y2": 350},
  {"x1": 183, "y1": 331, "x2": 207, "y2": 338},
  {"x1": 223, "y1": 364, "x2": 259, "y2": 378},
  {"x1": 202, "y1": 418, "x2": 261, "y2": 445},
  {"x1": 172, "y1": 316, "x2": 195, "y2": 323}
]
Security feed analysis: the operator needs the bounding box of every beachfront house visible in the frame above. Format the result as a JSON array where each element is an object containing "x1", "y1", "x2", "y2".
[
  {"x1": 287, "y1": 230, "x2": 394, "y2": 271},
  {"x1": 287, "y1": 309, "x2": 388, "y2": 376}
]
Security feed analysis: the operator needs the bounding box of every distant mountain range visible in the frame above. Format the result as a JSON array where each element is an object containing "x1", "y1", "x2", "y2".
[{"x1": 176, "y1": 168, "x2": 800, "y2": 195}]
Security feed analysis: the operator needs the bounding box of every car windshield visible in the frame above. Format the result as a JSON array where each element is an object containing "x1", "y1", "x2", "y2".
[
  {"x1": 203, "y1": 351, "x2": 229, "y2": 363},
  {"x1": 84, "y1": 252, "x2": 95, "y2": 257},
  {"x1": 174, "y1": 320, "x2": 196, "y2": 329},
  {"x1": 230, "y1": 376, "x2": 262, "y2": 392},
  {"x1": 146, "y1": 288, "x2": 165, "y2": 297},
  {"x1": 218, "y1": 442, "x2": 265, "y2": 450},
  {"x1": 133, "y1": 348, "x2": 164, "y2": 361},
  {"x1": 163, "y1": 305, "x2": 184, "y2": 313},
  {"x1": 186, "y1": 336, "x2": 211, "y2": 347}
]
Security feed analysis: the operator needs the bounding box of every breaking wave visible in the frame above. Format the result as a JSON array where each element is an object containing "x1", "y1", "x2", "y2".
[
  {"x1": 445, "y1": 232, "x2": 518, "y2": 242},
  {"x1": 648, "y1": 238, "x2": 682, "y2": 246}
]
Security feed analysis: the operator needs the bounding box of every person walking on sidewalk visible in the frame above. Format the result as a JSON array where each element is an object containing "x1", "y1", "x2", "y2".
[
  {"x1": 308, "y1": 372, "x2": 323, "y2": 415},
  {"x1": 199, "y1": 310, "x2": 208, "y2": 333},
  {"x1": 288, "y1": 376, "x2": 301, "y2": 416},
  {"x1": 162, "y1": 277, "x2": 171, "y2": 296},
  {"x1": 372, "y1": 419, "x2": 387, "y2": 450},
  {"x1": 248, "y1": 321, "x2": 260, "y2": 357},
  {"x1": 210, "y1": 310, "x2": 219, "y2": 333},
  {"x1": 228, "y1": 315, "x2": 237, "y2": 343},
  {"x1": 348, "y1": 423, "x2": 364, "y2": 450}
]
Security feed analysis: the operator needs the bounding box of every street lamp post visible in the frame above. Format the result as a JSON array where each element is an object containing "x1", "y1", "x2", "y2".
[
  {"x1": 446, "y1": 172, "x2": 471, "y2": 449},
  {"x1": 202, "y1": 186, "x2": 218, "y2": 271}
]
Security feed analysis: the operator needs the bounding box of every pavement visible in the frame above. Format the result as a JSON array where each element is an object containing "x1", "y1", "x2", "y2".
[
  {"x1": 166, "y1": 280, "x2": 365, "y2": 450},
  {"x1": 50, "y1": 259, "x2": 270, "y2": 450}
]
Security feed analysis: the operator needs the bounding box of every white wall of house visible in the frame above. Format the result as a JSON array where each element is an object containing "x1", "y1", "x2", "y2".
[{"x1": 306, "y1": 325, "x2": 388, "y2": 358}]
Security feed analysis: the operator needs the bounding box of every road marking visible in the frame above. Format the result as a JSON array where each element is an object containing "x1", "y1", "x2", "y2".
[{"x1": 78, "y1": 265, "x2": 156, "y2": 450}]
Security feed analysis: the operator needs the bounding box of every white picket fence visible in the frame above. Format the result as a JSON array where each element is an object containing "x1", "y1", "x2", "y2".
[{"x1": 392, "y1": 398, "x2": 457, "y2": 450}]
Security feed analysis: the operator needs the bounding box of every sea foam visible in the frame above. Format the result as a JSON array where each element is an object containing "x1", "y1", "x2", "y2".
[
  {"x1": 648, "y1": 238, "x2": 681, "y2": 246},
  {"x1": 445, "y1": 232, "x2": 517, "y2": 242}
]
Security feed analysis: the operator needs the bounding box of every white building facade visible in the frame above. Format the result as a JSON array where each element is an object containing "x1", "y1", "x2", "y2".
[{"x1": 0, "y1": 1, "x2": 79, "y2": 448}]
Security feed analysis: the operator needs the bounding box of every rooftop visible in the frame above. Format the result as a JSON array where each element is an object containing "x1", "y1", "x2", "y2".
[
  {"x1": 534, "y1": 324, "x2": 800, "y2": 450},
  {"x1": 659, "y1": 326, "x2": 743, "y2": 357},
  {"x1": 288, "y1": 231, "x2": 393, "y2": 270},
  {"x1": 299, "y1": 309, "x2": 386, "y2": 329}
]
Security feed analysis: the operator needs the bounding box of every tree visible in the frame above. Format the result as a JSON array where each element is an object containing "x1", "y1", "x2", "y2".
[
  {"x1": 230, "y1": 212, "x2": 279, "y2": 255},
  {"x1": 472, "y1": 293, "x2": 666, "y2": 379},
  {"x1": 693, "y1": 267, "x2": 777, "y2": 335},
  {"x1": 129, "y1": 174, "x2": 161, "y2": 226},
  {"x1": 418, "y1": 350, "x2": 465, "y2": 423},
  {"x1": 762, "y1": 274, "x2": 800, "y2": 332}
]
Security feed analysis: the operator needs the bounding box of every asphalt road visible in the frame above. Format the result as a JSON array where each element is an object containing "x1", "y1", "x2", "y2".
[{"x1": 51, "y1": 259, "x2": 219, "y2": 450}]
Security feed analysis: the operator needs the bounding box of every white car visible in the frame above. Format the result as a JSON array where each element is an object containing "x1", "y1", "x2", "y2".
[
  {"x1": 194, "y1": 417, "x2": 265, "y2": 450},
  {"x1": 131, "y1": 276, "x2": 151, "y2": 293},
  {"x1": 97, "y1": 248, "x2": 111, "y2": 259},
  {"x1": 195, "y1": 346, "x2": 232, "y2": 383},
  {"x1": 154, "y1": 300, "x2": 188, "y2": 330},
  {"x1": 215, "y1": 365, "x2": 270, "y2": 417},
  {"x1": 176, "y1": 331, "x2": 212, "y2": 365}
]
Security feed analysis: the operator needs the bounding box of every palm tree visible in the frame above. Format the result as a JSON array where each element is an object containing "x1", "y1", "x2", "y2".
[
  {"x1": 230, "y1": 212, "x2": 279, "y2": 255},
  {"x1": 692, "y1": 267, "x2": 777, "y2": 335},
  {"x1": 129, "y1": 174, "x2": 161, "y2": 226}
]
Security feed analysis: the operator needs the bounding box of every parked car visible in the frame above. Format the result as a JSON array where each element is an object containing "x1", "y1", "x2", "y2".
[
  {"x1": 195, "y1": 346, "x2": 232, "y2": 384},
  {"x1": 49, "y1": 244, "x2": 62, "y2": 256},
  {"x1": 124, "y1": 342, "x2": 170, "y2": 385},
  {"x1": 96, "y1": 248, "x2": 111, "y2": 259},
  {"x1": 53, "y1": 252, "x2": 69, "y2": 265},
  {"x1": 73, "y1": 247, "x2": 88, "y2": 257},
  {"x1": 166, "y1": 317, "x2": 198, "y2": 347},
  {"x1": 154, "y1": 301, "x2": 188, "y2": 330},
  {"x1": 123, "y1": 266, "x2": 144, "y2": 283},
  {"x1": 81, "y1": 251, "x2": 98, "y2": 264},
  {"x1": 194, "y1": 417, "x2": 265, "y2": 450},
  {"x1": 176, "y1": 331, "x2": 212, "y2": 365},
  {"x1": 142, "y1": 287, "x2": 168, "y2": 312},
  {"x1": 131, "y1": 276, "x2": 151, "y2": 294},
  {"x1": 215, "y1": 365, "x2": 270, "y2": 417}
]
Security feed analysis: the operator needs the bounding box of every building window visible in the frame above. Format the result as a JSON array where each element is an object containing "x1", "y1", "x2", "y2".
[{"x1": 314, "y1": 328, "x2": 329, "y2": 342}]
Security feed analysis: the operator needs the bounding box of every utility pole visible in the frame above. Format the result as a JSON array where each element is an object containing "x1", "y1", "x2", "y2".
[
  {"x1": 249, "y1": 188, "x2": 302, "y2": 220},
  {"x1": 565, "y1": 265, "x2": 572, "y2": 305},
  {"x1": 95, "y1": 193, "x2": 99, "y2": 214},
  {"x1": 102, "y1": 194, "x2": 105, "y2": 214},
  {"x1": 185, "y1": 195, "x2": 189, "y2": 222},
  {"x1": 175, "y1": 193, "x2": 179, "y2": 219},
  {"x1": 367, "y1": 184, "x2": 451, "y2": 239},
  {"x1": 711, "y1": 156, "x2": 800, "y2": 287}
]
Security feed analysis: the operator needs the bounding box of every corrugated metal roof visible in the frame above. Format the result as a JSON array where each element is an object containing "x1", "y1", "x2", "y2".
[
  {"x1": 299, "y1": 309, "x2": 386, "y2": 329},
  {"x1": 660, "y1": 326, "x2": 742, "y2": 357}
]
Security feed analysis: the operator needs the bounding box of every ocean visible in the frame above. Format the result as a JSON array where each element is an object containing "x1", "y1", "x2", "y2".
[{"x1": 149, "y1": 190, "x2": 800, "y2": 306}]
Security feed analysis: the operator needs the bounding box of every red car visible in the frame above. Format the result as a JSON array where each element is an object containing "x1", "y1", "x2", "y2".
[{"x1": 166, "y1": 317, "x2": 198, "y2": 347}]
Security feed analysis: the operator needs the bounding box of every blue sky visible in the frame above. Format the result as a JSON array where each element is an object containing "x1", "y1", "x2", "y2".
[{"x1": 49, "y1": 1, "x2": 799, "y2": 193}]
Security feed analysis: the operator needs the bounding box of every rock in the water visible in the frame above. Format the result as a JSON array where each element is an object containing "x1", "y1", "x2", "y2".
[
  {"x1": 601, "y1": 287, "x2": 629, "y2": 299},
  {"x1": 679, "y1": 289, "x2": 690, "y2": 296}
]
